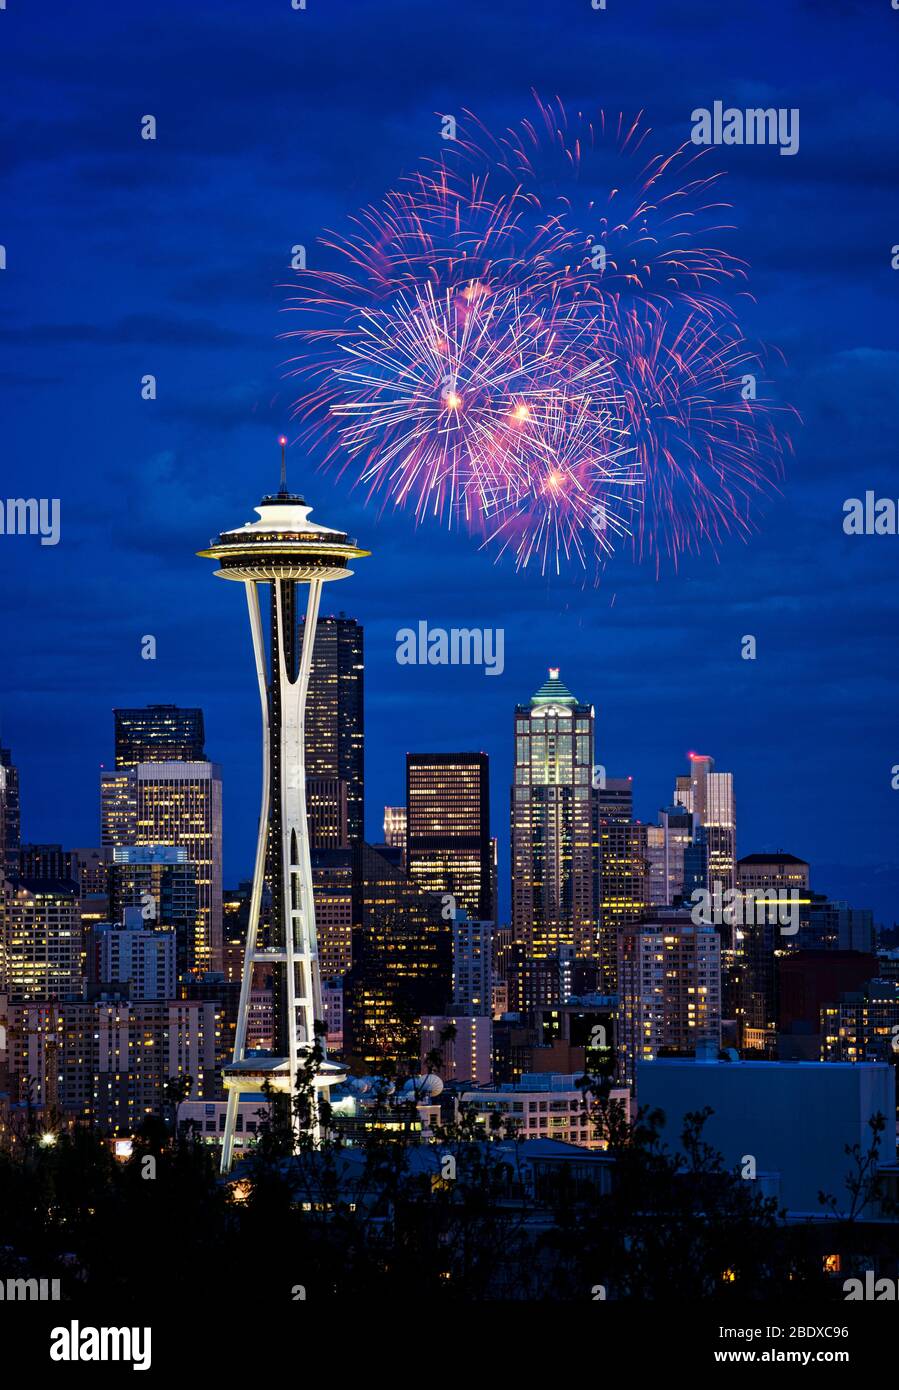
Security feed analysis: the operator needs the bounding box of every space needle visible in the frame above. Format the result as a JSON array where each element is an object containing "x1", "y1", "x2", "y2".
[{"x1": 199, "y1": 440, "x2": 368, "y2": 1173}]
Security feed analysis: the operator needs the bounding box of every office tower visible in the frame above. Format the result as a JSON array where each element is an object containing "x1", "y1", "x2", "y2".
[
  {"x1": 420, "y1": 1014, "x2": 492, "y2": 1084},
  {"x1": 508, "y1": 943, "x2": 577, "y2": 1014},
  {"x1": 452, "y1": 911, "x2": 494, "y2": 1016},
  {"x1": 617, "y1": 910, "x2": 721, "y2": 1087},
  {"x1": 383, "y1": 805, "x2": 406, "y2": 858},
  {"x1": 646, "y1": 824, "x2": 667, "y2": 905},
  {"x1": 296, "y1": 613, "x2": 364, "y2": 845},
  {"x1": 730, "y1": 853, "x2": 816, "y2": 1049},
  {"x1": 821, "y1": 979, "x2": 899, "y2": 1063},
  {"x1": 4, "y1": 997, "x2": 218, "y2": 1132},
  {"x1": 2, "y1": 878, "x2": 82, "y2": 1003},
  {"x1": 322, "y1": 978, "x2": 344, "y2": 1051},
  {"x1": 18, "y1": 843, "x2": 70, "y2": 880},
  {"x1": 199, "y1": 455, "x2": 366, "y2": 1169},
  {"x1": 680, "y1": 829, "x2": 708, "y2": 913},
  {"x1": 311, "y1": 847, "x2": 354, "y2": 977},
  {"x1": 114, "y1": 705, "x2": 206, "y2": 769},
  {"x1": 100, "y1": 768, "x2": 138, "y2": 847},
  {"x1": 108, "y1": 845, "x2": 197, "y2": 976},
  {"x1": 182, "y1": 974, "x2": 242, "y2": 1074},
  {"x1": 134, "y1": 763, "x2": 222, "y2": 975},
  {"x1": 658, "y1": 805, "x2": 696, "y2": 905},
  {"x1": 0, "y1": 766, "x2": 7, "y2": 884},
  {"x1": 343, "y1": 843, "x2": 452, "y2": 1073},
  {"x1": 18, "y1": 844, "x2": 110, "y2": 897},
  {"x1": 90, "y1": 907, "x2": 176, "y2": 1001},
  {"x1": 598, "y1": 819, "x2": 649, "y2": 994},
  {"x1": 0, "y1": 745, "x2": 20, "y2": 877},
  {"x1": 737, "y1": 852, "x2": 810, "y2": 895},
  {"x1": 69, "y1": 847, "x2": 111, "y2": 897},
  {"x1": 675, "y1": 753, "x2": 736, "y2": 895},
  {"x1": 306, "y1": 776, "x2": 348, "y2": 849},
  {"x1": 406, "y1": 752, "x2": 492, "y2": 922},
  {"x1": 511, "y1": 669, "x2": 597, "y2": 959},
  {"x1": 598, "y1": 777, "x2": 633, "y2": 822}
]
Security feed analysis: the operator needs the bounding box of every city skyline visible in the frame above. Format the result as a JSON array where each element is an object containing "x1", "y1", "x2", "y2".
[
  {"x1": 2, "y1": 0, "x2": 899, "y2": 1341},
  {"x1": 3, "y1": 0, "x2": 898, "y2": 932}
]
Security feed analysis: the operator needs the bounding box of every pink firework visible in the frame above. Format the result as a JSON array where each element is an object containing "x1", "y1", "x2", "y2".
[{"x1": 283, "y1": 95, "x2": 791, "y2": 574}]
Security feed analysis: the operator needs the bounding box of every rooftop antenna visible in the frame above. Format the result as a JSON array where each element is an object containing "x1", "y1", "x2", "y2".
[{"x1": 278, "y1": 435, "x2": 288, "y2": 495}]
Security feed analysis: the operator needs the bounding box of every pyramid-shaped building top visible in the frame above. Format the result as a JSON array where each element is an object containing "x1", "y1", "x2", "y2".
[{"x1": 530, "y1": 667, "x2": 579, "y2": 707}]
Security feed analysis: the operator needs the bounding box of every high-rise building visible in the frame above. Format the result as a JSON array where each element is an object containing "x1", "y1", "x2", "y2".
[
  {"x1": 658, "y1": 805, "x2": 696, "y2": 905},
  {"x1": 597, "y1": 777, "x2": 633, "y2": 822},
  {"x1": 89, "y1": 907, "x2": 177, "y2": 1001},
  {"x1": 0, "y1": 745, "x2": 21, "y2": 878},
  {"x1": 646, "y1": 824, "x2": 667, "y2": 905},
  {"x1": 452, "y1": 910, "x2": 493, "y2": 1016},
  {"x1": 511, "y1": 669, "x2": 597, "y2": 959},
  {"x1": 343, "y1": 843, "x2": 452, "y2": 1073},
  {"x1": 306, "y1": 776, "x2": 349, "y2": 849},
  {"x1": 0, "y1": 766, "x2": 7, "y2": 885},
  {"x1": 406, "y1": 752, "x2": 492, "y2": 922},
  {"x1": 18, "y1": 844, "x2": 70, "y2": 880},
  {"x1": 100, "y1": 768, "x2": 138, "y2": 847},
  {"x1": 675, "y1": 753, "x2": 736, "y2": 895},
  {"x1": 420, "y1": 1014, "x2": 492, "y2": 1085},
  {"x1": 617, "y1": 910, "x2": 722, "y2": 1087},
  {"x1": 199, "y1": 457, "x2": 364, "y2": 1169},
  {"x1": 69, "y1": 847, "x2": 111, "y2": 897},
  {"x1": 598, "y1": 819, "x2": 649, "y2": 994},
  {"x1": 134, "y1": 762, "x2": 223, "y2": 975},
  {"x1": 297, "y1": 614, "x2": 365, "y2": 845},
  {"x1": 4, "y1": 996, "x2": 218, "y2": 1132},
  {"x1": 311, "y1": 847, "x2": 354, "y2": 977},
  {"x1": 821, "y1": 979, "x2": 899, "y2": 1063},
  {"x1": 730, "y1": 854, "x2": 815, "y2": 1047},
  {"x1": 1, "y1": 878, "x2": 82, "y2": 1003},
  {"x1": 108, "y1": 845, "x2": 197, "y2": 976},
  {"x1": 737, "y1": 852, "x2": 810, "y2": 894},
  {"x1": 508, "y1": 943, "x2": 577, "y2": 1014},
  {"x1": 114, "y1": 705, "x2": 206, "y2": 769},
  {"x1": 383, "y1": 805, "x2": 407, "y2": 857}
]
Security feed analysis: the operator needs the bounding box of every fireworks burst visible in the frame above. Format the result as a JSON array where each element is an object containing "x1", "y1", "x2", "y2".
[
  {"x1": 284, "y1": 95, "x2": 792, "y2": 576},
  {"x1": 320, "y1": 283, "x2": 637, "y2": 557}
]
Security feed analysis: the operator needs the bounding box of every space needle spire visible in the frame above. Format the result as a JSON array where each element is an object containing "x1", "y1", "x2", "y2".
[{"x1": 199, "y1": 439, "x2": 369, "y2": 1172}]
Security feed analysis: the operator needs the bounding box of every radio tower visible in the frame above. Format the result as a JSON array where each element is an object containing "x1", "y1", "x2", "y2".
[{"x1": 199, "y1": 439, "x2": 368, "y2": 1172}]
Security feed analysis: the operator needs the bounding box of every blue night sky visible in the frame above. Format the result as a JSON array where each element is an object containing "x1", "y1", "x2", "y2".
[{"x1": 2, "y1": 0, "x2": 898, "y2": 923}]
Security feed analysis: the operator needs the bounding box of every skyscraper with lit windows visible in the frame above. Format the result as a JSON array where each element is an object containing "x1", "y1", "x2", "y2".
[
  {"x1": 617, "y1": 909, "x2": 721, "y2": 1087},
  {"x1": 406, "y1": 752, "x2": 491, "y2": 922},
  {"x1": 0, "y1": 744, "x2": 20, "y2": 878},
  {"x1": 134, "y1": 761, "x2": 223, "y2": 974},
  {"x1": 1, "y1": 877, "x2": 82, "y2": 1003},
  {"x1": 675, "y1": 753, "x2": 736, "y2": 895},
  {"x1": 114, "y1": 705, "x2": 206, "y2": 769},
  {"x1": 297, "y1": 614, "x2": 365, "y2": 845},
  {"x1": 511, "y1": 669, "x2": 597, "y2": 959}
]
